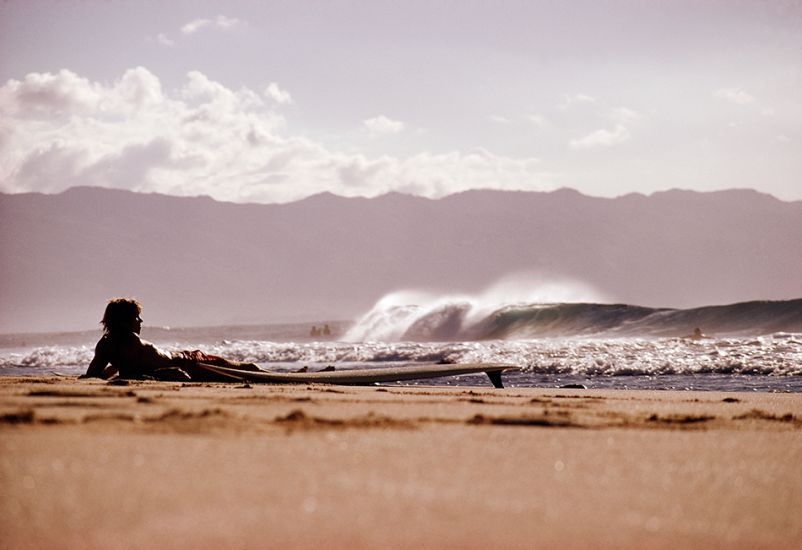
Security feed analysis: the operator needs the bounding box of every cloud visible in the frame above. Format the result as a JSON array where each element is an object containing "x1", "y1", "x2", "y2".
[
  {"x1": 149, "y1": 15, "x2": 241, "y2": 47},
  {"x1": 489, "y1": 115, "x2": 510, "y2": 124},
  {"x1": 609, "y1": 107, "x2": 641, "y2": 123},
  {"x1": 115, "y1": 66, "x2": 164, "y2": 106},
  {"x1": 181, "y1": 15, "x2": 242, "y2": 35},
  {"x1": 156, "y1": 33, "x2": 175, "y2": 47},
  {"x1": 264, "y1": 82, "x2": 293, "y2": 105},
  {"x1": 714, "y1": 88, "x2": 755, "y2": 105},
  {"x1": 12, "y1": 143, "x2": 88, "y2": 193},
  {"x1": 0, "y1": 69, "x2": 102, "y2": 117},
  {"x1": 145, "y1": 33, "x2": 175, "y2": 47},
  {"x1": 559, "y1": 93, "x2": 597, "y2": 109},
  {"x1": 569, "y1": 125, "x2": 631, "y2": 149},
  {"x1": 82, "y1": 138, "x2": 176, "y2": 190},
  {"x1": 363, "y1": 115, "x2": 405, "y2": 135},
  {"x1": 0, "y1": 67, "x2": 550, "y2": 203},
  {"x1": 330, "y1": 148, "x2": 541, "y2": 196},
  {"x1": 527, "y1": 114, "x2": 548, "y2": 127}
]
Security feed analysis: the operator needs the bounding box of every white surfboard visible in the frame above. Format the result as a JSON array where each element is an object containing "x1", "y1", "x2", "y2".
[{"x1": 197, "y1": 363, "x2": 518, "y2": 388}]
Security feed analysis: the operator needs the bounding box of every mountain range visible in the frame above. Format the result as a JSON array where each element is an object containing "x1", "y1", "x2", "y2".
[{"x1": 1, "y1": 186, "x2": 800, "y2": 333}]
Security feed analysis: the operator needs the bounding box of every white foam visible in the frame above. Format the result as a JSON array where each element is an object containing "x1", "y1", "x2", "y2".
[
  {"x1": 344, "y1": 272, "x2": 608, "y2": 342},
  {"x1": 4, "y1": 335, "x2": 801, "y2": 379}
]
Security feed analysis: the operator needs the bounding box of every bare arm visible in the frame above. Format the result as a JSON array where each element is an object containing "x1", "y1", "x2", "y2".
[{"x1": 82, "y1": 339, "x2": 110, "y2": 378}]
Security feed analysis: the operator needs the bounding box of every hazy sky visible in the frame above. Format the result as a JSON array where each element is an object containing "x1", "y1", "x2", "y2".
[{"x1": 1, "y1": 0, "x2": 800, "y2": 203}]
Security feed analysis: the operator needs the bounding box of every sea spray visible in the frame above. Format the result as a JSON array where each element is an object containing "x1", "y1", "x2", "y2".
[
  {"x1": 345, "y1": 295, "x2": 802, "y2": 342},
  {"x1": 344, "y1": 274, "x2": 609, "y2": 342}
]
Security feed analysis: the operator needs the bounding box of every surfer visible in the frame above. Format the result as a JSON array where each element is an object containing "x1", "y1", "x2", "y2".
[
  {"x1": 82, "y1": 298, "x2": 262, "y2": 381},
  {"x1": 684, "y1": 327, "x2": 706, "y2": 340}
]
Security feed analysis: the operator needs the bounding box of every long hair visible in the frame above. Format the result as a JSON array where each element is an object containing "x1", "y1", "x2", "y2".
[{"x1": 101, "y1": 298, "x2": 141, "y2": 334}]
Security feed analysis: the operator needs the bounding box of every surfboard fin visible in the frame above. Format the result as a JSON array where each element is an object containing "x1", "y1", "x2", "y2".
[{"x1": 485, "y1": 370, "x2": 504, "y2": 389}]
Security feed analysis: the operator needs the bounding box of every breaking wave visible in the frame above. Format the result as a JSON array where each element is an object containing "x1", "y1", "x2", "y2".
[{"x1": 345, "y1": 297, "x2": 802, "y2": 342}]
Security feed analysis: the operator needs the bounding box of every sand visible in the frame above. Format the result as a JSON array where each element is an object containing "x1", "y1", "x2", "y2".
[{"x1": 1, "y1": 376, "x2": 801, "y2": 549}]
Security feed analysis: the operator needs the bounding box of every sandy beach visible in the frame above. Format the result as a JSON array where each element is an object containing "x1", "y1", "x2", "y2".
[{"x1": 1, "y1": 376, "x2": 800, "y2": 549}]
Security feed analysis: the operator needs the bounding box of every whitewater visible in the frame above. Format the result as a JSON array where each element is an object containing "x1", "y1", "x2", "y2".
[{"x1": 2, "y1": 295, "x2": 801, "y2": 392}]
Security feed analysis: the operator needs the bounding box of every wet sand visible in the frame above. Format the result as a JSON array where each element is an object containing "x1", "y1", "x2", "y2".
[{"x1": 1, "y1": 376, "x2": 801, "y2": 549}]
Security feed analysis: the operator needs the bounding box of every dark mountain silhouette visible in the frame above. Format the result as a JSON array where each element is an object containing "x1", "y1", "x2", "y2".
[{"x1": 1, "y1": 186, "x2": 800, "y2": 333}]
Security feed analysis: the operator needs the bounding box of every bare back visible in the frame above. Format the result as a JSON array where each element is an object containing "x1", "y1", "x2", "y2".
[{"x1": 87, "y1": 332, "x2": 175, "y2": 379}]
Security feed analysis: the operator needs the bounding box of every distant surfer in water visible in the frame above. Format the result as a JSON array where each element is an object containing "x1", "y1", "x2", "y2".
[
  {"x1": 82, "y1": 298, "x2": 262, "y2": 381},
  {"x1": 683, "y1": 327, "x2": 707, "y2": 340}
]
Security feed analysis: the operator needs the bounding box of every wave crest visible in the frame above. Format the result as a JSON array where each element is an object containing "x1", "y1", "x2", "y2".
[{"x1": 346, "y1": 295, "x2": 802, "y2": 342}]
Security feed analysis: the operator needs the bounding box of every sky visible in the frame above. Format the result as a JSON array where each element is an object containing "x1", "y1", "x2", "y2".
[{"x1": 1, "y1": 0, "x2": 801, "y2": 204}]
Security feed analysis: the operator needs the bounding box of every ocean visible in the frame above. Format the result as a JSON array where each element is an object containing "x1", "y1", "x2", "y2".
[{"x1": 2, "y1": 299, "x2": 801, "y2": 392}]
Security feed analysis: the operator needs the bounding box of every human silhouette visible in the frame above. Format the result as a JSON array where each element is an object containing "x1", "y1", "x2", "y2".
[
  {"x1": 82, "y1": 298, "x2": 261, "y2": 381},
  {"x1": 683, "y1": 327, "x2": 706, "y2": 340}
]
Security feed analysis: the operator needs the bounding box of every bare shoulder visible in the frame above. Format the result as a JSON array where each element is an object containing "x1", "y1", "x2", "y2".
[
  {"x1": 94, "y1": 335, "x2": 109, "y2": 353},
  {"x1": 92, "y1": 335, "x2": 114, "y2": 363},
  {"x1": 96, "y1": 332, "x2": 142, "y2": 352},
  {"x1": 136, "y1": 334, "x2": 160, "y2": 349}
]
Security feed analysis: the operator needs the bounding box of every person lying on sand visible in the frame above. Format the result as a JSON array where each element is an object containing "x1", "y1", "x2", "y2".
[{"x1": 82, "y1": 298, "x2": 262, "y2": 382}]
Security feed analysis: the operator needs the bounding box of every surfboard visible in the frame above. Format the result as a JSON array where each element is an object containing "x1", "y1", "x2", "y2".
[{"x1": 196, "y1": 363, "x2": 519, "y2": 388}]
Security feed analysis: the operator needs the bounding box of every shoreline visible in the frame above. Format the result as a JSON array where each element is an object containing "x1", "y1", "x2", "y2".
[
  {"x1": 2, "y1": 376, "x2": 800, "y2": 548},
  {"x1": 4, "y1": 333, "x2": 801, "y2": 392}
]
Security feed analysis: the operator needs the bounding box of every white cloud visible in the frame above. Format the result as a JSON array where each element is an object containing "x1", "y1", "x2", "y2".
[
  {"x1": 714, "y1": 88, "x2": 755, "y2": 105},
  {"x1": 181, "y1": 15, "x2": 242, "y2": 35},
  {"x1": 527, "y1": 114, "x2": 548, "y2": 127},
  {"x1": 0, "y1": 69, "x2": 102, "y2": 116},
  {"x1": 156, "y1": 33, "x2": 175, "y2": 47},
  {"x1": 569, "y1": 125, "x2": 631, "y2": 149},
  {"x1": 332, "y1": 148, "x2": 541, "y2": 196},
  {"x1": 181, "y1": 19, "x2": 210, "y2": 35},
  {"x1": 264, "y1": 82, "x2": 293, "y2": 105},
  {"x1": 145, "y1": 33, "x2": 175, "y2": 47},
  {"x1": 609, "y1": 107, "x2": 641, "y2": 123},
  {"x1": 363, "y1": 115, "x2": 405, "y2": 135},
  {"x1": 560, "y1": 93, "x2": 597, "y2": 109},
  {"x1": 115, "y1": 66, "x2": 164, "y2": 106},
  {"x1": 489, "y1": 115, "x2": 510, "y2": 124},
  {"x1": 0, "y1": 68, "x2": 550, "y2": 203},
  {"x1": 182, "y1": 70, "x2": 237, "y2": 103},
  {"x1": 150, "y1": 15, "x2": 241, "y2": 47}
]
